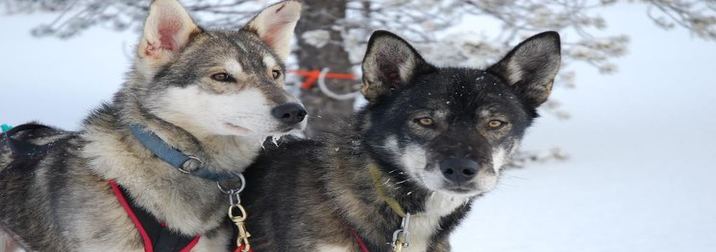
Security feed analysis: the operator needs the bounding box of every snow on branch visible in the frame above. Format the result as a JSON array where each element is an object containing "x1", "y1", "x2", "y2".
[{"x1": 2, "y1": 0, "x2": 714, "y2": 118}]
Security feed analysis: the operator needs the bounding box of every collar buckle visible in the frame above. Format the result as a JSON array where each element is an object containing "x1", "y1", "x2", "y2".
[{"x1": 179, "y1": 155, "x2": 203, "y2": 174}]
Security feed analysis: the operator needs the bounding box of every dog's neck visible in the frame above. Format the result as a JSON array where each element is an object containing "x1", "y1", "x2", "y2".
[
  {"x1": 324, "y1": 123, "x2": 473, "y2": 252},
  {"x1": 80, "y1": 91, "x2": 263, "y2": 235}
]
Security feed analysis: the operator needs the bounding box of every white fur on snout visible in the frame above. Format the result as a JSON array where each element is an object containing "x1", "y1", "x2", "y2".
[
  {"x1": 153, "y1": 86, "x2": 282, "y2": 137},
  {"x1": 398, "y1": 144, "x2": 447, "y2": 193},
  {"x1": 396, "y1": 142, "x2": 507, "y2": 197},
  {"x1": 472, "y1": 147, "x2": 510, "y2": 193},
  {"x1": 400, "y1": 144, "x2": 428, "y2": 175}
]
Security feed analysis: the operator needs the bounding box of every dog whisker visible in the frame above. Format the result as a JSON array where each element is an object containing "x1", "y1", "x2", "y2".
[{"x1": 395, "y1": 179, "x2": 409, "y2": 185}]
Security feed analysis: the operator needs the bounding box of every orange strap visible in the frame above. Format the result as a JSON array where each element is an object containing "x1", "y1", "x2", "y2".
[{"x1": 290, "y1": 70, "x2": 356, "y2": 89}]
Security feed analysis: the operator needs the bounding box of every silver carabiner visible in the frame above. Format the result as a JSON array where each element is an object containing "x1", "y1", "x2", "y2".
[
  {"x1": 391, "y1": 213, "x2": 411, "y2": 251},
  {"x1": 217, "y1": 173, "x2": 246, "y2": 194}
]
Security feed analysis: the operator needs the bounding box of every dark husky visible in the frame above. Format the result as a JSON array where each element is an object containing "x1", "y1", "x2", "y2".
[
  {"x1": 0, "y1": 0, "x2": 305, "y2": 250},
  {"x1": 242, "y1": 30, "x2": 561, "y2": 251}
]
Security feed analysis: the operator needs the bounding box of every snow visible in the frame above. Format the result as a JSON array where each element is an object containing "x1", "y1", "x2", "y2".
[
  {"x1": 301, "y1": 29, "x2": 331, "y2": 49},
  {"x1": 1, "y1": 5, "x2": 716, "y2": 252},
  {"x1": 449, "y1": 6, "x2": 716, "y2": 252},
  {"x1": 0, "y1": 14, "x2": 132, "y2": 130}
]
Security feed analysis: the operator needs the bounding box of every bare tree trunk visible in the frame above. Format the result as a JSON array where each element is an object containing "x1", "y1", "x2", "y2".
[{"x1": 295, "y1": 0, "x2": 355, "y2": 137}]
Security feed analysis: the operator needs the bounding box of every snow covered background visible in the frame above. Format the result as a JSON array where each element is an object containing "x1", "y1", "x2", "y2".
[{"x1": 1, "y1": 4, "x2": 715, "y2": 252}]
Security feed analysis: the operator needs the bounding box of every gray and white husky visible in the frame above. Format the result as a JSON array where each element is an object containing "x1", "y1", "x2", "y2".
[
  {"x1": 0, "y1": 0, "x2": 305, "y2": 251},
  {"x1": 241, "y1": 30, "x2": 561, "y2": 252}
]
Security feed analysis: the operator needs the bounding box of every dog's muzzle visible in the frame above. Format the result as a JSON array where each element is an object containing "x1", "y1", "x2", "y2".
[
  {"x1": 439, "y1": 158, "x2": 480, "y2": 184},
  {"x1": 271, "y1": 103, "x2": 307, "y2": 126}
]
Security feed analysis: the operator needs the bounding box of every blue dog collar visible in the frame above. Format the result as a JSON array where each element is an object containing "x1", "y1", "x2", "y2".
[{"x1": 129, "y1": 124, "x2": 240, "y2": 182}]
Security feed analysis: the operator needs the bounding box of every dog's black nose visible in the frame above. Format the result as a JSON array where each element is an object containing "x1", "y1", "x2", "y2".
[
  {"x1": 271, "y1": 103, "x2": 307, "y2": 125},
  {"x1": 439, "y1": 158, "x2": 479, "y2": 184}
]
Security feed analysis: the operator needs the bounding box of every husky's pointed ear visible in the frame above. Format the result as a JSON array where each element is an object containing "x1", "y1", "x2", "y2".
[
  {"x1": 361, "y1": 31, "x2": 435, "y2": 103},
  {"x1": 242, "y1": 0, "x2": 302, "y2": 62},
  {"x1": 488, "y1": 31, "x2": 561, "y2": 108},
  {"x1": 138, "y1": 0, "x2": 201, "y2": 67}
]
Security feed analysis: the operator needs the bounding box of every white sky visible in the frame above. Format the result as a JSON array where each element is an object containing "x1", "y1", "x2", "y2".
[{"x1": 1, "y1": 3, "x2": 715, "y2": 252}]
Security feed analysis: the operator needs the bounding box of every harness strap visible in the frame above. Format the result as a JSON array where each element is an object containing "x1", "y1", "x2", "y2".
[
  {"x1": 351, "y1": 229, "x2": 371, "y2": 252},
  {"x1": 368, "y1": 164, "x2": 407, "y2": 218},
  {"x1": 367, "y1": 164, "x2": 412, "y2": 252},
  {"x1": 1, "y1": 124, "x2": 232, "y2": 252},
  {"x1": 109, "y1": 180, "x2": 200, "y2": 252}
]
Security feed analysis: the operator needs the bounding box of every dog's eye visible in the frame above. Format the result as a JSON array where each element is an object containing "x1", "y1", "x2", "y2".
[
  {"x1": 272, "y1": 69, "x2": 282, "y2": 80},
  {"x1": 414, "y1": 117, "x2": 435, "y2": 127},
  {"x1": 487, "y1": 120, "x2": 506, "y2": 129},
  {"x1": 211, "y1": 73, "x2": 234, "y2": 82}
]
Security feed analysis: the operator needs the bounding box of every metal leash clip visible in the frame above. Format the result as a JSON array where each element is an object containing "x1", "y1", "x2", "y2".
[
  {"x1": 219, "y1": 174, "x2": 251, "y2": 252},
  {"x1": 391, "y1": 213, "x2": 411, "y2": 252},
  {"x1": 229, "y1": 203, "x2": 251, "y2": 252}
]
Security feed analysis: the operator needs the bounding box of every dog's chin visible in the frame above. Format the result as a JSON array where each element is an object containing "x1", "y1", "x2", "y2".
[
  {"x1": 223, "y1": 122, "x2": 253, "y2": 136},
  {"x1": 443, "y1": 174, "x2": 499, "y2": 197},
  {"x1": 411, "y1": 173, "x2": 478, "y2": 198},
  {"x1": 220, "y1": 123, "x2": 274, "y2": 141},
  {"x1": 414, "y1": 173, "x2": 495, "y2": 197}
]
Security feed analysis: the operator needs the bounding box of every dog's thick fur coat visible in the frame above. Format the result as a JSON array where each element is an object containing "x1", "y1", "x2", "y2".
[
  {"x1": 242, "y1": 31, "x2": 561, "y2": 252},
  {"x1": 0, "y1": 0, "x2": 304, "y2": 251}
]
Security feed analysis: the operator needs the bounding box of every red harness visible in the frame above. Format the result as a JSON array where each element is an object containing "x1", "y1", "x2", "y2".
[
  {"x1": 109, "y1": 180, "x2": 201, "y2": 252},
  {"x1": 2, "y1": 125, "x2": 249, "y2": 252},
  {"x1": 351, "y1": 229, "x2": 371, "y2": 252},
  {"x1": 236, "y1": 244, "x2": 253, "y2": 252},
  {"x1": 110, "y1": 180, "x2": 255, "y2": 252}
]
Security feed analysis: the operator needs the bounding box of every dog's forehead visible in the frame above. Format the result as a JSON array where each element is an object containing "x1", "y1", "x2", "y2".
[
  {"x1": 406, "y1": 68, "x2": 511, "y2": 108},
  {"x1": 189, "y1": 30, "x2": 281, "y2": 69}
]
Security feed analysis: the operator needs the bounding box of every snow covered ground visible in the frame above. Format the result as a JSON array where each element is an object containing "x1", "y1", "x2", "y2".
[
  {"x1": 450, "y1": 7, "x2": 716, "y2": 252},
  {"x1": 1, "y1": 5, "x2": 715, "y2": 252}
]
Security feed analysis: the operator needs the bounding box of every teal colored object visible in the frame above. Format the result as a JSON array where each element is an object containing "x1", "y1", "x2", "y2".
[{"x1": 1, "y1": 124, "x2": 12, "y2": 133}]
